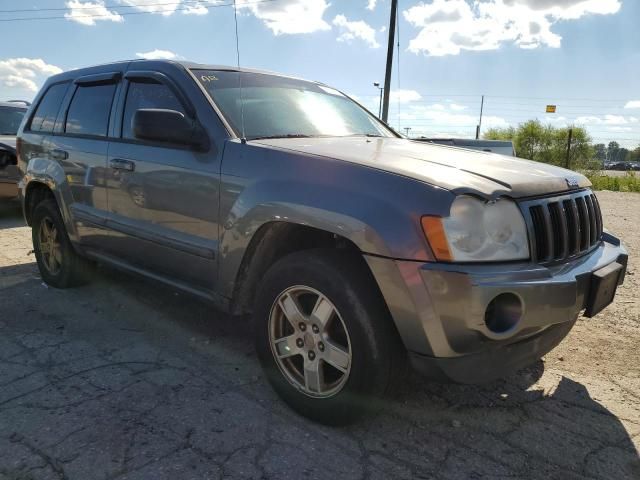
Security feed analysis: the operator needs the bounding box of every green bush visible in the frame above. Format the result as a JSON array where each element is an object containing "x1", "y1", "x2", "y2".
[{"x1": 585, "y1": 171, "x2": 640, "y2": 192}]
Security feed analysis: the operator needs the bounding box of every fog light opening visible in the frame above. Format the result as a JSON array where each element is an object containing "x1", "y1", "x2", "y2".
[{"x1": 485, "y1": 293, "x2": 523, "y2": 334}]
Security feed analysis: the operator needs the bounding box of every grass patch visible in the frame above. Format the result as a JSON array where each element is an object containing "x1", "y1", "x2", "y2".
[{"x1": 584, "y1": 171, "x2": 640, "y2": 192}]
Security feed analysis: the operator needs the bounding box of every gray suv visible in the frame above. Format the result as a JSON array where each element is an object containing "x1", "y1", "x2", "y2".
[{"x1": 17, "y1": 60, "x2": 627, "y2": 424}]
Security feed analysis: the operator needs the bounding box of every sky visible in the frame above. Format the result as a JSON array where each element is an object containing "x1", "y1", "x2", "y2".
[{"x1": 0, "y1": 0, "x2": 638, "y2": 148}]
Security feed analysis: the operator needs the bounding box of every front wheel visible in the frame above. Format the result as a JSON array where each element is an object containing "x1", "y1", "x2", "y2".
[{"x1": 254, "y1": 249, "x2": 406, "y2": 425}]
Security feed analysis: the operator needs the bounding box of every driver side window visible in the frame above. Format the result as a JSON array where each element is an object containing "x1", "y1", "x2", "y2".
[{"x1": 122, "y1": 80, "x2": 186, "y2": 140}]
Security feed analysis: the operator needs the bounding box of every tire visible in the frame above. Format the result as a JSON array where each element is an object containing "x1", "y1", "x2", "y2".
[
  {"x1": 254, "y1": 249, "x2": 406, "y2": 425},
  {"x1": 32, "y1": 198, "x2": 92, "y2": 288}
]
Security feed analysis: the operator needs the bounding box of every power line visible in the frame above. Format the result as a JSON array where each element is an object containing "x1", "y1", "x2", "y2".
[
  {"x1": 0, "y1": 0, "x2": 200, "y2": 14},
  {"x1": 354, "y1": 98, "x2": 638, "y2": 111},
  {"x1": 487, "y1": 94, "x2": 636, "y2": 103},
  {"x1": 0, "y1": 0, "x2": 279, "y2": 22},
  {"x1": 352, "y1": 93, "x2": 639, "y2": 106}
]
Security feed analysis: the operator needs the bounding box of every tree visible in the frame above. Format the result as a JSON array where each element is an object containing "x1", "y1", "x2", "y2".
[
  {"x1": 484, "y1": 126, "x2": 516, "y2": 141},
  {"x1": 562, "y1": 126, "x2": 595, "y2": 169},
  {"x1": 594, "y1": 143, "x2": 606, "y2": 164},
  {"x1": 619, "y1": 147, "x2": 630, "y2": 162},
  {"x1": 607, "y1": 141, "x2": 620, "y2": 162},
  {"x1": 483, "y1": 120, "x2": 594, "y2": 168}
]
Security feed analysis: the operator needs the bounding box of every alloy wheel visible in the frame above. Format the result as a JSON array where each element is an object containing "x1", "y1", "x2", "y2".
[
  {"x1": 268, "y1": 285, "x2": 352, "y2": 398},
  {"x1": 38, "y1": 217, "x2": 63, "y2": 275}
]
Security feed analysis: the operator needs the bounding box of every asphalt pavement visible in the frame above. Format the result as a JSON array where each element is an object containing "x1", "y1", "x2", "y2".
[{"x1": 1, "y1": 197, "x2": 639, "y2": 480}]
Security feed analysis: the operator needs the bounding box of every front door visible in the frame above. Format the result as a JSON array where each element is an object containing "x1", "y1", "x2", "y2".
[{"x1": 105, "y1": 75, "x2": 219, "y2": 291}]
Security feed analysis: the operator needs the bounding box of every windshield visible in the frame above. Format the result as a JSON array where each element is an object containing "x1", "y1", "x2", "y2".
[
  {"x1": 193, "y1": 70, "x2": 394, "y2": 140},
  {"x1": 0, "y1": 106, "x2": 26, "y2": 136}
]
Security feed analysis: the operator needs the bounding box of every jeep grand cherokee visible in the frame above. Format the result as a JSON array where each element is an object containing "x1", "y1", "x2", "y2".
[{"x1": 17, "y1": 60, "x2": 627, "y2": 424}]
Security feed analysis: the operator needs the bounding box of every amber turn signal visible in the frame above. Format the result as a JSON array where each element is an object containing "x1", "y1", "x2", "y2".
[{"x1": 421, "y1": 216, "x2": 453, "y2": 262}]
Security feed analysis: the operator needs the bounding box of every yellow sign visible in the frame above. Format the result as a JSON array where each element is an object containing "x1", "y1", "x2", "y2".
[{"x1": 546, "y1": 105, "x2": 557, "y2": 113}]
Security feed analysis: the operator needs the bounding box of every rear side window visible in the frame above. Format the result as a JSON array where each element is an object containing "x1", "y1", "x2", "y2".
[
  {"x1": 122, "y1": 81, "x2": 185, "y2": 140},
  {"x1": 29, "y1": 83, "x2": 70, "y2": 133},
  {"x1": 65, "y1": 83, "x2": 116, "y2": 137}
]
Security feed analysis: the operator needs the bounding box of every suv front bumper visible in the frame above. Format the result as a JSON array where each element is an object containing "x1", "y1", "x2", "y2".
[{"x1": 365, "y1": 233, "x2": 628, "y2": 383}]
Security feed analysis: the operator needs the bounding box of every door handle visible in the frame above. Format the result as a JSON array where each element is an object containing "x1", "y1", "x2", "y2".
[
  {"x1": 110, "y1": 158, "x2": 136, "y2": 172},
  {"x1": 50, "y1": 149, "x2": 68, "y2": 160}
]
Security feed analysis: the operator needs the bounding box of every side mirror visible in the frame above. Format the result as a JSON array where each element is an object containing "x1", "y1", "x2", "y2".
[{"x1": 132, "y1": 109, "x2": 209, "y2": 151}]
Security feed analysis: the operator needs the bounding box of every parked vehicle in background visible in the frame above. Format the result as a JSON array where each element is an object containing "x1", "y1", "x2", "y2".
[
  {"x1": 6, "y1": 100, "x2": 31, "y2": 107},
  {"x1": 0, "y1": 101, "x2": 29, "y2": 199},
  {"x1": 415, "y1": 137, "x2": 516, "y2": 156},
  {"x1": 605, "y1": 161, "x2": 640, "y2": 171},
  {"x1": 17, "y1": 60, "x2": 628, "y2": 424}
]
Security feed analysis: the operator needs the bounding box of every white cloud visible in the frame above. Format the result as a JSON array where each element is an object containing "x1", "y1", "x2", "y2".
[
  {"x1": 367, "y1": 0, "x2": 378, "y2": 10},
  {"x1": 576, "y1": 114, "x2": 639, "y2": 126},
  {"x1": 2, "y1": 75, "x2": 38, "y2": 92},
  {"x1": 390, "y1": 89, "x2": 422, "y2": 103},
  {"x1": 449, "y1": 103, "x2": 467, "y2": 111},
  {"x1": 119, "y1": 0, "x2": 179, "y2": 16},
  {"x1": 0, "y1": 58, "x2": 63, "y2": 94},
  {"x1": 64, "y1": 1, "x2": 330, "y2": 34},
  {"x1": 505, "y1": 0, "x2": 621, "y2": 20},
  {"x1": 116, "y1": 0, "x2": 221, "y2": 16},
  {"x1": 135, "y1": 49, "x2": 180, "y2": 60},
  {"x1": 605, "y1": 126, "x2": 633, "y2": 132},
  {"x1": 358, "y1": 88, "x2": 510, "y2": 137},
  {"x1": 404, "y1": 0, "x2": 621, "y2": 56},
  {"x1": 386, "y1": 96, "x2": 507, "y2": 137},
  {"x1": 402, "y1": 104, "x2": 508, "y2": 138},
  {"x1": 624, "y1": 100, "x2": 640, "y2": 109},
  {"x1": 182, "y1": 0, "x2": 222, "y2": 15},
  {"x1": 332, "y1": 15, "x2": 380, "y2": 48},
  {"x1": 237, "y1": 0, "x2": 331, "y2": 35},
  {"x1": 64, "y1": 0, "x2": 123, "y2": 26}
]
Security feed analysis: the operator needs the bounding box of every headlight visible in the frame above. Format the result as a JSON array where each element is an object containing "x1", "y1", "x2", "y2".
[{"x1": 422, "y1": 196, "x2": 530, "y2": 262}]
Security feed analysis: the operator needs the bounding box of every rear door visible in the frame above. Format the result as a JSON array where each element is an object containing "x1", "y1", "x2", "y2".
[
  {"x1": 19, "y1": 81, "x2": 71, "y2": 193},
  {"x1": 104, "y1": 70, "x2": 220, "y2": 291},
  {"x1": 45, "y1": 72, "x2": 122, "y2": 248}
]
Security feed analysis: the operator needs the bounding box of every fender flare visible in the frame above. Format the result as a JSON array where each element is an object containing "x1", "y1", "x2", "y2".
[{"x1": 23, "y1": 157, "x2": 78, "y2": 241}]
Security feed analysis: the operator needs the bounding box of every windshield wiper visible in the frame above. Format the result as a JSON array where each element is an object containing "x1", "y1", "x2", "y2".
[
  {"x1": 249, "y1": 134, "x2": 315, "y2": 140},
  {"x1": 343, "y1": 133, "x2": 384, "y2": 138},
  {"x1": 249, "y1": 133, "x2": 385, "y2": 140}
]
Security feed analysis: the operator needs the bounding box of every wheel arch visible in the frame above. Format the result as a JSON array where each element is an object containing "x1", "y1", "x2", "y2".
[
  {"x1": 22, "y1": 157, "x2": 78, "y2": 241},
  {"x1": 229, "y1": 220, "x2": 373, "y2": 316},
  {"x1": 24, "y1": 180, "x2": 58, "y2": 226}
]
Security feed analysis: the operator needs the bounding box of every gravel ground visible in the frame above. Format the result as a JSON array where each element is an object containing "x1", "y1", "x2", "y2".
[{"x1": 0, "y1": 192, "x2": 638, "y2": 480}]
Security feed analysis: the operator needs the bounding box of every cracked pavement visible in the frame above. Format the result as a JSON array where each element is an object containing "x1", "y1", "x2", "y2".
[{"x1": 0, "y1": 191, "x2": 639, "y2": 480}]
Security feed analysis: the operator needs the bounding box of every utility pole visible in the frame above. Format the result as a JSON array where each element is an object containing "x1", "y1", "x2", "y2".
[
  {"x1": 381, "y1": 0, "x2": 398, "y2": 123},
  {"x1": 373, "y1": 82, "x2": 384, "y2": 118},
  {"x1": 565, "y1": 128, "x2": 573, "y2": 169},
  {"x1": 404, "y1": 127, "x2": 412, "y2": 137},
  {"x1": 475, "y1": 95, "x2": 485, "y2": 139}
]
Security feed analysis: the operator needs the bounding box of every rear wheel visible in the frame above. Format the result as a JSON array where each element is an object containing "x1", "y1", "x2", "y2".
[
  {"x1": 32, "y1": 199, "x2": 92, "y2": 288},
  {"x1": 254, "y1": 249, "x2": 406, "y2": 425}
]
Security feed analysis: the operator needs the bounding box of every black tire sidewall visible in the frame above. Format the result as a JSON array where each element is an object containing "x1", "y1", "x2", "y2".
[
  {"x1": 32, "y1": 199, "x2": 84, "y2": 288},
  {"x1": 254, "y1": 250, "x2": 397, "y2": 424}
]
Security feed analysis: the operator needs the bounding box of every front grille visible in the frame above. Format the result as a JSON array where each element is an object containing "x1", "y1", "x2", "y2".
[{"x1": 522, "y1": 190, "x2": 603, "y2": 263}]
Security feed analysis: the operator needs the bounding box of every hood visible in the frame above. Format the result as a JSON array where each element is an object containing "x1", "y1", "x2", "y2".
[
  {"x1": 253, "y1": 137, "x2": 590, "y2": 199},
  {"x1": 0, "y1": 135, "x2": 17, "y2": 154}
]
